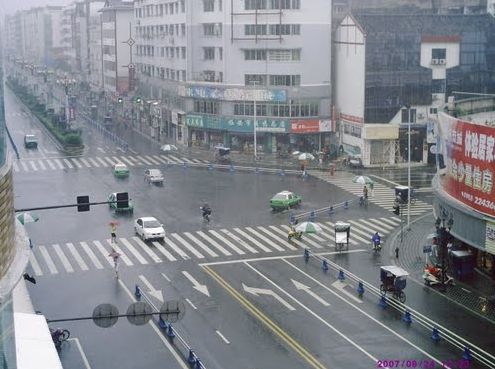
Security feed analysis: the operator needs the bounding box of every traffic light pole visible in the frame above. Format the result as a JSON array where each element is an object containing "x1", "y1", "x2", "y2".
[{"x1": 15, "y1": 199, "x2": 128, "y2": 213}]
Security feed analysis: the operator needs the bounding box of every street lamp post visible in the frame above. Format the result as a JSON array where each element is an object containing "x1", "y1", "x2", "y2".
[
  {"x1": 435, "y1": 211, "x2": 454, "y2": 293},
  {"x1": 251, "y1": 80, "x2": 259, "y2": 161},
  {"x1": 56, "y1": 76, "x2": 76, "y2": 129}
]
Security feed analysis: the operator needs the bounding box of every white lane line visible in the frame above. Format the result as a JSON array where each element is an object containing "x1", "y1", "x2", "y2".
[
  {"x1": 118, "y1": 238, "x2": 148, "y2": 264},
  {"x1": 37, "y1": 160, "x2": 46, "y2": 170},
  {"x1": 208, "y1": 230, "x2": 245, "y2": 255},
  {"x1": 79, "y1": 158, "x2": 92, "y2": 168},
  {"x1": 117, "y1": 279, "x2": 190, "y2": 369},
  {"x1": 170, "y1": 234, "x2": 204, "y2": 259},
  {"x1": 95, "y1": 157, "x2": 108, "y2": 167},
  {"x1": 215, "y1": 330, "x2": 231, "y2": 345},
  {"x1": 52, "y1": 244, "x2": 74, "y2": 273},
  {"x1": 185, "y1": 298, "x2": 197, "y2": 310},
  {"x1": 196, "y1": 231, "x2": 232, "y2": 256},
  {"x1": 283, "y1": 259, "x2": 445, "y2": 367},
  {"x1": 103, "y1": 157, "x2": 116, "y2": 165},
  {"x1": 38, "y1": 246, "x2": 58, "y2": 274},
  {"x1": 119, "y1": 156, "x2": 135, "y2": 166},
  {"x1": 29, "y1": 161, "x2": 38, "y2": 171},
  {"x1": 97, "y1": 147, "x2": 106, "y2": 154},
  {"x1": 148, "y1": 241, "x2": 176, "y2": 261},
  {"x1": 20, "y1": 161, "x2": 29, "y2": 171},
  {"x1": 268, "y1": 226, "x2": 311, "y2": 249},
  {"x1": 66, "y1": 243, "x2": 89, "y2": 271},
  {"x1": 144, "y1": 155, "x2": 161, "y2": 165},
  {"x1": 163, "y1": 237, "x2": 190, "y2": 259},
  {"x1": 161, "y1": 273, "x2": 171, "y2": 282},
  {"x1": 105, "y1": 240, "x2": 134, "y2": 265},
  {"x1": 137, "y1": 155, "x2": 152, "y2": 165},
  {"x1": 265, "y1": 226, "x2": 298, "y2": 250},
  {"x1": 80, "y1": 242, "x2": 103, "y2": 269},
  {"x1": 221, "y1": 229, "x2": 258, "y2": 254},
  {"x1": 252, "y1": 227, "x2": 285, "y2": 251},
  {"x1": 29, "y1": 253, "x2": 43, "y2": 276},
  {"x1": 92, "y1": 241, "x2": 113, "y2": 266},
  {"x1": 183, "y1": 232, "x2": 218, "y2": 257},
  {"x1": 234, "y1": 228, "x2": 272, "y2": 253},
  {"x1": 12, "y1": 161, "x2": 20, "y2": 172},
  {"x1": 71, "y1": 158, "x2": 83, "y2": 168},
  {"x1": 87, "y1": 158, "x2": 100, "y2": 167},
  {"x1": 130, "y1": 238, "x2": 162, "y2": 263},
  {"x1": 67, "y1": 338, "x2": 92, "y2": 369},
  {"x1": 63, "y1": 158, "x2": 74, "y2": 168}
]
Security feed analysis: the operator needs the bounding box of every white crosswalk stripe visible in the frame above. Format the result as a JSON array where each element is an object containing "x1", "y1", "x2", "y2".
[
  {"x1": 63, "y1": 159, "x2": 74, "y2": 169},
  {"x1": 96, "y1": 157, "x2": 109, "y2": 167},
  {"x1": 144, "y1": 155, "x2": 161, "y2": 165},
  {"x1": 12, "y1": 161, "x2": 20, "y2": 172},
  {"x1": 80, "y1": 242, "x2": 103, "y2": 269},
  {"x1": 159, "y1": 155, "x2": 175, "y2": 163},
  {"x1": 30, "y1": 217, "x2": 402, "y2": 276},
  {"x1": 119, "y1": 156, "x2": 135, "y2": 166},
  {"x1": 29, "y1": 161, "x2": 38, "y2": 171},
  {"x1": 20, "y1": 161, "x2": 29, "y2": 171},
  {"x1": 79, "y1": 158, "x2": 92, "y2": 168},
  {"x1": 87, "y1": 158, "x2": 100, "y2": 167},
  {"x1": 71, "y1": 158, "x2": 83, "y2": 168},
  {"x1": 66, "y1": 243, "x2": 89, "y2": 271},
  {"x1": 166, "y1": 155, "x2": 183, "y2": 164},
  {"x1": 37, "y1": 160, "x2": 47, "y2": 170},
  {"x1": 152, "y1": 155, "x2": 169, "y2": 164},
  {"x1": 137, "y1": 155, "x2": 152, "y2": 165},
  {"x1": 103, "y1": 157, "x2": 116, "y2": 166}
]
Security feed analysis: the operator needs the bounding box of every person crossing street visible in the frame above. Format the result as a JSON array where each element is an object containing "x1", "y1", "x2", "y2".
[{"x1": 108, "y1": 247, "x2": 121, "y2": 278}]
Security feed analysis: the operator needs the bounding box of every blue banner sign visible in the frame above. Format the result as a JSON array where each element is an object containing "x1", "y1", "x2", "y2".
[
  {"x1": 186, "y1": 114, "x2": 289, "y2": 133},
  {"x1": 178, "y1": 85, "x2": 287, "y2": 103}
]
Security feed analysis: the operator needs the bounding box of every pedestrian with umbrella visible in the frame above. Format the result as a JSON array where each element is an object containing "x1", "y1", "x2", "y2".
[{"x1": 108, "y1": 248, "x2": 121, "y2": 278}]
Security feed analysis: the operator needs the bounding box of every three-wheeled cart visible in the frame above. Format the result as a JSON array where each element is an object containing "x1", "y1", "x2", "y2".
[
  {"x1": 379, "y1": 265, "x2": 409, "y2": 303},
  {"x1": 214, "y1": 146, "x2": 231, "y2": 164},
  {"x1": 335, "y1": 221, "x2": 351, "y2": 251}
]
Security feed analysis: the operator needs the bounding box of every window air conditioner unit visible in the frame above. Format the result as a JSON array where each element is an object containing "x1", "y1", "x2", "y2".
[
  {"x1": 438, "y1": 59, "x2": 446, "y2": 65},
  {"x1": 431, "y1": 59, "x2": 439, "y2": 65}
]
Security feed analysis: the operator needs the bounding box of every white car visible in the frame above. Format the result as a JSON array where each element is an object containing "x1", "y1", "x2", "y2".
[
  {"x1": 134, "y1": 217, "x2": 165, "y2": 241},
  {"x1": 160, "y1": 144, "x2": 178, "y2": 154},
  {"x1": 144, "y1": 169, "x2": 164, "y2": 185}
]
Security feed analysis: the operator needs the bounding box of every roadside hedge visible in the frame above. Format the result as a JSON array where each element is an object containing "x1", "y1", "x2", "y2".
[{"x1": 6, "y1": 79, "x2": 84, "y2": 149}]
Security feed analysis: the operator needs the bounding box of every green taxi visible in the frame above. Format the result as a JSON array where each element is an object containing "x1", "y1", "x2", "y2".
[
  {"x1": 270, "y1": 191, "x2": 302, "y2": 210},
  {"x1": 108, "y1": 192, "x2": 133, "y2": 213},
  {"x1": 113, "y1": 163, "x2": 130, "y2": 178}
]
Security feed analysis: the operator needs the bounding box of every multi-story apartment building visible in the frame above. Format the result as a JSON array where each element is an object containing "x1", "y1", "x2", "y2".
[
  {"x1": 135, "y1": 0, "x2": 333, "y2": 153},
  {"x1": 100, "y1": 0, "x2": 135, "y2": 95}
]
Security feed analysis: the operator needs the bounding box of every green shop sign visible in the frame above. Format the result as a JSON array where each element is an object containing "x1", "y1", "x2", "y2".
[{"x1": 186, "y1": 114, "x2": 288, "y2": 133}]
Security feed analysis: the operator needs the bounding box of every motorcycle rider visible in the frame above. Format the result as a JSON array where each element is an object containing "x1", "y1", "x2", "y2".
[
  {"x1": 371, "y1": 232, "x2": 381, "y2": 250},
  {"x1": 201, "y1": 203, "x2": 212, "y2": 222}
]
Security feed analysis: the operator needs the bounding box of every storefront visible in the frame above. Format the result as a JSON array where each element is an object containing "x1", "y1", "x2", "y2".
[
  {"x1": 290, "y1": 119, "x2": 335, "y2": 154},
  {"x1": 398, "y1": 123, "x2": 427, "y2": 164},
  {"x1": 434, "y1": 113, "x2": 495, "y2": 281}
]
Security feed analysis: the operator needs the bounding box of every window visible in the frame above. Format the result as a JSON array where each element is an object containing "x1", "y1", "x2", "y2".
[
  {"x1": 432, "y1": 48, "x2": 446, "y2": 60},
  {"x1": 430, "y1": 107, "x2": 438, "y2": 114},
  {"x1": 245, "y1": 74, "x2": 267, "y2": 86},
  {"x1": 432, "y1": 79, "x2": 446, "y2": 93},
  {"x1": 245, "y1": 0, "x2": 267, "y2": 10},
  {"x1": 245, "y1": 24, "x2": 267, "y2": 36},
  {"x1": 193, "y1": 100, "x2": 219, "y2": 114},
  {"x1": 204, "y1": 0, "x2": 214, "y2": 12},
  {"x1": 181, "y1": 47, "x2": 186, "y2": 59},
  {"x1": 203, "y1": 23, "x2": 215, "y2": 36},
  {"x1": 401, "y1": 108, "x2": 416, "y2": 123},
  {"x1": 269, "y1": 74, "x2": 300, "y2": 86},
  {"x1": 181, "y1": 23, "x2": 186, "y2": 36},
  {"x1": 181, "y1": 0, "x2": 185, "y2": 12},
  {"x1": 204, "y1": 47, "x2": 215, "y2": 60},
  {"x1": 244, "y1": 49, "x2": 267, "y2": 60},
  {"x1": 218, "y1": 47, "x2": 223, "y2": 60},
  {"x1": 269, "y1": 0, "x2": 299, "y2": 9},
  {"x1": 182, "y1": 70, "x2": 186, "y2": 81}
]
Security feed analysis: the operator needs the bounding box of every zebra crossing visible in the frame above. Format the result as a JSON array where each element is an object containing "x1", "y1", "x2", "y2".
[
  {"x1": 13, "y1": 154, "x2": 209, "y2": 173},
  {"x1": 309, "y1": 171, "x2": 432, "y2": 216},
  {"x1": 28, "y1": 216, "x2": 402, "y2": 276}
]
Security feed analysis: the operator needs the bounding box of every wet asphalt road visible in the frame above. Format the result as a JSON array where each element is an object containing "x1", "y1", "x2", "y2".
[{"x1": 7, "y1": 88, "x2": 495, "y2": 369}]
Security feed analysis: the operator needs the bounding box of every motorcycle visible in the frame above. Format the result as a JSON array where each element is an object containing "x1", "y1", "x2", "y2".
[
  {"x1": 50, "y1": 327, "x2": 70, "y2": 347},
  {"x1": 200, "y1": 206, "x2": 212, "y2": 222},
  {"x1": 372, "y1": 241, "x2": 382, "y2": 252},
  {"x1": 288, "y1": 227, "x2": 303, "y2": 241},
  {"x1": 423, "y1": 264, "x2": 455, "y2": 287}
]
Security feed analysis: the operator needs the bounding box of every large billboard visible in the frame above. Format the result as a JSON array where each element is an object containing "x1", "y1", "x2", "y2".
[{"x1": 438, "y1": 113, "x2": 495, "y2": 217}]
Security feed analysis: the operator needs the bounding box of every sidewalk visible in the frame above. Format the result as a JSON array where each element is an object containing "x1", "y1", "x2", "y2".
[{"x1": 391, "y1": 213, "x2": 495, "y2": 323}]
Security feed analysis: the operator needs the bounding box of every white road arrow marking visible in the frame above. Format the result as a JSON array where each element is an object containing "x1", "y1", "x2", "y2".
[
  {"x1": 242, "y1": 283, "x2": 296, "y2": 311},
  {"x1": 139, "y1": 275, "x2": 164, "y2": 302},
  {"x1": 331, "y1": 280, "x2": 363, "y2": 304},
  {"x1": 182, "y1": 271, "x2": 210, "y2": 297},
  {"x1": 291, "y1": 279, "x2": 330, "y2": 306}
]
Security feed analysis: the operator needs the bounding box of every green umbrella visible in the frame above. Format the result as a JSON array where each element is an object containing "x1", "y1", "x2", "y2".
[
  {"x1": 295, "y1": 221, "x2": 322, "y2": 234},
  {"x1": 352, "y1": 175, "x2": 374, "y2": 185},
  {"x1": 17, "y1": 212, "x2": 40, "y2": 225}
]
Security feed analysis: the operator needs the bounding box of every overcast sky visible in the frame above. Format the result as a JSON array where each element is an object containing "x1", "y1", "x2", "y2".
[{"x1": 0, "y1": 0, "x2": 72, "y2": 16}]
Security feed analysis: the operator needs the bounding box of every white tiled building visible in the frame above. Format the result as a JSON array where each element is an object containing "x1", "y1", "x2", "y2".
[{"x1": 134, "y1": 0, "x2": 334, "y2": 152}]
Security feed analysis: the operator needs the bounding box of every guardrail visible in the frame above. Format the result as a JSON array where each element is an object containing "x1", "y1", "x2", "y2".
[
  {"x1": 302, "y1": 249, "x2": 495, "y2": 368},
  {"x1": 135, "y1": 285, "x2": 207, "y2": 369},
  {"x1": 79, "y1": 111, "x2": 129, "y2": 152}
]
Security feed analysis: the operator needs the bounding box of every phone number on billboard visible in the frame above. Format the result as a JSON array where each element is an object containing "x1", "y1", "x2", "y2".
[{"x1": 474, "y1": 196, "x2": 495, "y2": 210}]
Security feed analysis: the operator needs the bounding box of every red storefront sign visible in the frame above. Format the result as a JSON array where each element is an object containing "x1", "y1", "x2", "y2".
[
  {"x1": 291, "y1": 120, "x2": 319, "y2": 133},
  {"x1": 438, "y1": 114, "x2": 495, "y2": 217}
]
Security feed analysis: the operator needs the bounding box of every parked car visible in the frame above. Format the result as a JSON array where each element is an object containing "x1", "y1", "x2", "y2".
[
  {"x1": 160, "y1": 144, "x2": 178, "y2": 154},
  {"x1": 24, "y1": 134, "x2": 38, "y2": 149},
  {"x1": 144, "y1": 169, "x2": 164, "y2": 185},
  {"x1": 270, "y1": 191, "x2": 302, "y2": 210},
  {"x1": 134, "y1": 217, "x2": 165, "y2": 241},
  {"x1": 107, "y1": 192, "x2": 133, "y2": 213},
  {"x1": 113, "y1": 163, "x2": 129, "y2": 178}
]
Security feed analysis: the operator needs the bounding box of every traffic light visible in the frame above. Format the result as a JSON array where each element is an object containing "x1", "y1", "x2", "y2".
[
  {"x1": 116, "y1": 192, "x2": 129, "y2": 209},
  {"x1": 393, "y1": 204, "x2": 400, "y2": 216},
  {"x1": 118, "y1": 97, "x2": 123, "y2": 104},
  {"x1": 135, "y1": 96, "x2": 142, "y2": 104},
  {"x1": 77, "y1": 195, "x2": 90, "y2": 212}
]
